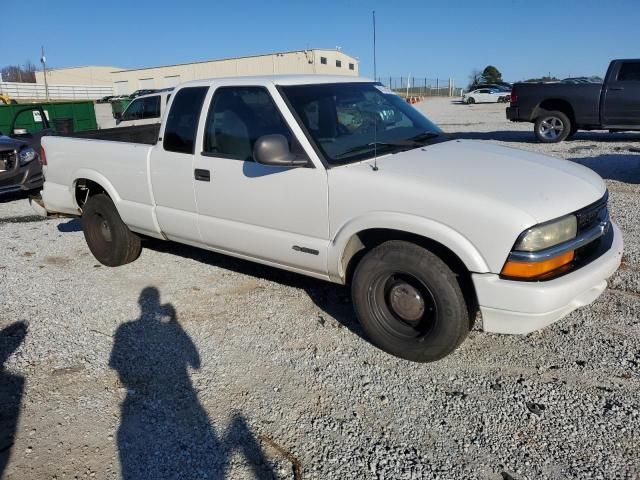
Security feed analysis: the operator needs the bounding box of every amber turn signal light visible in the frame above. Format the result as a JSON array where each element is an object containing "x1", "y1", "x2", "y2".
[{"x1": 501, "y1": 251, "x2": 575, "y2": 279}]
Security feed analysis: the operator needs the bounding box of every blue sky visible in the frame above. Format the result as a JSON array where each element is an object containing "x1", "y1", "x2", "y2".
[{"x1": 4, "y1": 0, "x2": 639, "y2": 83}]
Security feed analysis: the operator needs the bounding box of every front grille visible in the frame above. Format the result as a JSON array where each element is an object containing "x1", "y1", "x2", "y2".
[
  {"x1": 0, "y1": 150, "x2": 16, "y2": 171},
  {"x1": 576, "y1": 192, "x2": 608, "y2": 232},
  {"x1": 572, "y1": 191, "x2": 611, "y2": 270}
]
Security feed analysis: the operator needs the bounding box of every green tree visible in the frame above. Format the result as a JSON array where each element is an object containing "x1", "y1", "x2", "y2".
[{"x1": 482, "y1": 65, "x2": 502, "y2": 84}]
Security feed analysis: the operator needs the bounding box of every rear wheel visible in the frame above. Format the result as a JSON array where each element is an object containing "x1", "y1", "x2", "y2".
[
  {"x1": 351, "y1": 241, "x2": 470, "y2": 362},
  {"x1": 534, "y1": 111, "x2": 572, "y2": 143},
  {"x1": 82, "y1": 193, "x2": 141, "y2": 266}
]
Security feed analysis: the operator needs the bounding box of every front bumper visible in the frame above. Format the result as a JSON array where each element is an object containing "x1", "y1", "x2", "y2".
[
  {"x1": 473, "y1": 222, "x2": 623, "y2": 334},
  {"x1": 0, "y1": 160, "x2": 44, "y2": 194}
]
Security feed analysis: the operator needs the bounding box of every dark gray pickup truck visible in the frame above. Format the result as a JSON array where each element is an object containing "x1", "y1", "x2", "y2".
[{"x1": 506, "y1": 59, "x2": 640, "y2": 143}]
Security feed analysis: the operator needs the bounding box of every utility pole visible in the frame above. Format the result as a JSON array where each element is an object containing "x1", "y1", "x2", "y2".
[{"x1": 41, "y1": 46, "x2": 50, "y2": 102}]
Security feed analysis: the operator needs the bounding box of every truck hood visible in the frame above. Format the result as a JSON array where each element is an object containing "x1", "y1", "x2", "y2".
[{"x1": 368, "y1": 139, "x2": 605, "y2": 223}]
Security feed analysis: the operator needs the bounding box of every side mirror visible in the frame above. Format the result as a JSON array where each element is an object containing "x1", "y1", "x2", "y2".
[
  {"x1": 114, "y1": 112, "x2": 122, "y2": 121},
  {"x1": 253, "y1": 134, "x2": 308, "y2": 167}
]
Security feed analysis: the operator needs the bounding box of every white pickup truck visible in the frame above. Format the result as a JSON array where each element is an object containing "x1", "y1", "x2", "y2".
[{"x1": 35, "y1": 75, "x2": 623, "y2": 362}]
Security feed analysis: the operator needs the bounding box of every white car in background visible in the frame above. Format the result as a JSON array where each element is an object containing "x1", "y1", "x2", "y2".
[
  {"x1": 463, "y1": 88, "x2": 510, "y2": 104},
  {"x1": 116, "y1": 90, "x2": 172, "y2": 127}
]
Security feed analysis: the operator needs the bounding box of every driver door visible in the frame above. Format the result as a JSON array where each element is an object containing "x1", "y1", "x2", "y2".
[{"x1": 192, "y1": 84, "x2": 330, "y2": 277}]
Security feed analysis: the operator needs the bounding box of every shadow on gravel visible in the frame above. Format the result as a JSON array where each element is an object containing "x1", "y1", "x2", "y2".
[
  {"x1": 0, "y1": 321, "x2": 27, "y2": 478},
  {"x1": 447, "y1": 130, "x2": 536, "y2": 143},
  {"x1": 57, "y1": 218, "x2": 82, "y2": 232},
  {"x1": 451, "y1": 130, "x2": 640, "y2": 144},
  {"x1": 109, "y1": 287, "x2": 275, "y2": 479},
  {"x1": 570, "y1": 154, "x2": 640, "y2": 184},
  {"x1": 0, "y1": 192, "x2": 28, "y2": 204},
  {"x1": 144, "y1": 240, "x2": 367, "y2": 341}
]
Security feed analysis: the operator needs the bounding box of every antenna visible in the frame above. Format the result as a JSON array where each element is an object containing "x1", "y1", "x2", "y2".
[{"x1": 372, "y1": 10, "x2": 378, "y2": 171}]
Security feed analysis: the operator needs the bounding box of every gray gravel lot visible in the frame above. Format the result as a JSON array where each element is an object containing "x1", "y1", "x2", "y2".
[{"x1": 1, "y1": 98, "x2": 639, "y2": 479}]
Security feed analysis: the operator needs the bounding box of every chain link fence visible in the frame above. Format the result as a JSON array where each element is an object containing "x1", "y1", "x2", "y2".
[{"x1": 375, "y1": 77, "x2": 464, "y2": 98}]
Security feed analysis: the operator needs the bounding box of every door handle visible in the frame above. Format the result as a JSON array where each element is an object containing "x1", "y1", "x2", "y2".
[
  {"x1": 194, "y1": 169, "x2": 210, "y2": 182},
  {"x1": 609, "y1": 87, "x2": 624, "y2": 91}
]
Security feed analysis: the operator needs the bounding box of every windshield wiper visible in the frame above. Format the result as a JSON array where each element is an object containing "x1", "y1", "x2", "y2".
[
  {"x1": 408, "y1": 131, "x2": 440, "y2": 142},
  {"x1": 334, "y1": 140, "x2": 421, "y2": 159}
]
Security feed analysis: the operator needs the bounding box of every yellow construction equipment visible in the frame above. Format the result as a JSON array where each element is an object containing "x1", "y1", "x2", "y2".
[{"x1": 0, "y1": 94, "x2": 17, "y2": 105}]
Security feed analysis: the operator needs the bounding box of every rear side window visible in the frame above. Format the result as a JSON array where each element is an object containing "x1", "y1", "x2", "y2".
[
  {"x1": 122, "y1": 99, "x2": 144, "y2": 121},
  {"x1": 163, "y1": 87, "x2": 208, "y2": 154},
  {"x1": 141, "y1": 96, "x2": 161, "y2": 119},
  {"x1": 617, "y1": 62, "x2": 640, "y2": 82},
  {"x1": 202, "y1": 86, "x2": 294, "y2": 161}
]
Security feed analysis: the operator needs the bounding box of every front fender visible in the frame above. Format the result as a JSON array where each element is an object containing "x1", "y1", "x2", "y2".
[{"x1": 328, "y1": 212, "x2": 490, "y2": 283}]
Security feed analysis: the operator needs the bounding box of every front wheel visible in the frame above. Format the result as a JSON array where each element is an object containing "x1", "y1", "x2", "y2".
[
  {"x1": 534, "y1": 111, "x2": 572, "y2": 143},
  {"x1": 466, "y1": 97, "x2": 475, "y2": 105},
  {"x1": 82, "y1": 193, "x2": 141, "y2": 266},
  {"x1": 351, "y1": 241, "x2": 470, "y2": 362}
]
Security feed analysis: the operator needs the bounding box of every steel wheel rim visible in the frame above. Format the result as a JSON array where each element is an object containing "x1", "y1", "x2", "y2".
[
  {"x1": 539, "y1": 116, "x2": 564, "y2": 140},
  {"x1": 367, "y1": 272, "x2": 438, "y2": 339},
  {"x1": 89, "y1": 211, "x2": 113, "y2": 244}
]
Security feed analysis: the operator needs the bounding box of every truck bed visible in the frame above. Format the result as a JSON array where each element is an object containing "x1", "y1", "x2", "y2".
[
  {"x1": 61, "y1": 123, "x2": 160, "y2": 145},
  {"x1": 509, "y1": 83, "x2": 602, "y2": 125}
]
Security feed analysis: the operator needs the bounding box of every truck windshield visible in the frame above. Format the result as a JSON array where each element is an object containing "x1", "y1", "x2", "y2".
[{"x1": 280, "y1": 82, "x2": 443, "y2": 165}]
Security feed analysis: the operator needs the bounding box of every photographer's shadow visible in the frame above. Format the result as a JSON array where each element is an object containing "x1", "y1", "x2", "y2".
[
  {"x1": 0, "y1": 321, "x2": 27, "y2": 478},
  {"x1": 109, "y1": 287, "x2": 274, "y2": 479}
]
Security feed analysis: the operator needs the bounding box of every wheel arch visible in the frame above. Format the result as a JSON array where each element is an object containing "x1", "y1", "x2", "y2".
[
  {"x1": 330, "y1": 213, "x2": 490, "y2": 285},
  {"x1": 534, "y1": 98, "x2": 576, "y2": 124},
  {"x1": 72, "y1": 170, "x2": 121, "y2": 210}
]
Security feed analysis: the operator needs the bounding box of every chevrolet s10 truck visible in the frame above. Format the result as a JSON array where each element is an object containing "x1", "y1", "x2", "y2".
[{"x1": 35, "y1": 75, "x2": 623, "y2": 362}]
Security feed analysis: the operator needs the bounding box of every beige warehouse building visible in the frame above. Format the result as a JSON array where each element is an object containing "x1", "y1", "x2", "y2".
[
  {"x1": 36, "y1": 49, "x2": 359, "y2": 95},
  {"x1": 34, "y1": 65, "x2": 121, "y2": 86}
]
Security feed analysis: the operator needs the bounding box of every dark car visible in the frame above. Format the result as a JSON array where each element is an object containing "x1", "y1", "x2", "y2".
[
  {"x1": 0, "y1": 106, "x2": 52, "y2": 195},
  {"x1": 507, "y1": 59, "x2": 640, "y2": 142},
  {"x1": 0, "y1": 135, "x2": 44, "y2": 195}
]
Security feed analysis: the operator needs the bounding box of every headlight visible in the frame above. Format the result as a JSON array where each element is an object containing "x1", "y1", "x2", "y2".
[
  {"x1": 501, "y1": 214, "x2": 578, "y2": 280},
  {"x1": 514, "y1": 214, "x2": 577, "y2": 252},
  {"x1": 18, "y1": 147, "x2": 38, "y2": 166}
]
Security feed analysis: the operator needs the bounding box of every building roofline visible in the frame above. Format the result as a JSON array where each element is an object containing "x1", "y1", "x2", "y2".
[
  {"x1": 177, "y1": 74, "x2": 372, "y2": 88},
  {"x1": 110, "y1": 48, "x2": 358, "y2": 73},
  {"x1": 41, "y1": 65, "x2": 123, "y2": 72}
]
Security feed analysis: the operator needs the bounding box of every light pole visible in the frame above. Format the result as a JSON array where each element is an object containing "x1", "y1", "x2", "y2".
[{"x1": 41, "y1": 46, "x2": 50, "y2": 102}]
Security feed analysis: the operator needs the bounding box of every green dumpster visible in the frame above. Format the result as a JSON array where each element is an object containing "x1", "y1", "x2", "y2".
[
  {"x1": 0, "y1": 101, "x2": 97, "y2": 135},
  {"x1": 111, "y1": 99, "x2": 132, "y2": 118}
]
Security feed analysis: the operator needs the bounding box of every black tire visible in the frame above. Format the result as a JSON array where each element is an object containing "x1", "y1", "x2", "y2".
[
  {"x1": 351, "y1": 241, "x2": 470, "y2": 362},
  {"x1": 467, "y1": 97, "x2": 475, "y2": 105},
  {"x1": 82, "y1": 193, "x2": 141, "y2": 267},
  {"x1": 534, "y1": 110, "x2": 572, "y2": 143}
]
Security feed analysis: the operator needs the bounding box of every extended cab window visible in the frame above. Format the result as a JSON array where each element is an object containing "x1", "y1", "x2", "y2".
[
  {"x1": 163, "y1": 87, "x2": 208, "y2": 154},
  {"x1": 141, "y1": 95, "x2": 161, "y2": 119},
  {"x1": 203, "y1": 87, "x2": 293, "y2": 161},
  {"x1": 618, "y1": 62, "x2": 640, "y2": 82},
  {"x1": 121, "y1": 99, "x2": 144, "y2": 121}
]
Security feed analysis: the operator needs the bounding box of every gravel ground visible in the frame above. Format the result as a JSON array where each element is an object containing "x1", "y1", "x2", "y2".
[{"x1": 1, "y1": 98, "x2": 639, "y2": 480}]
